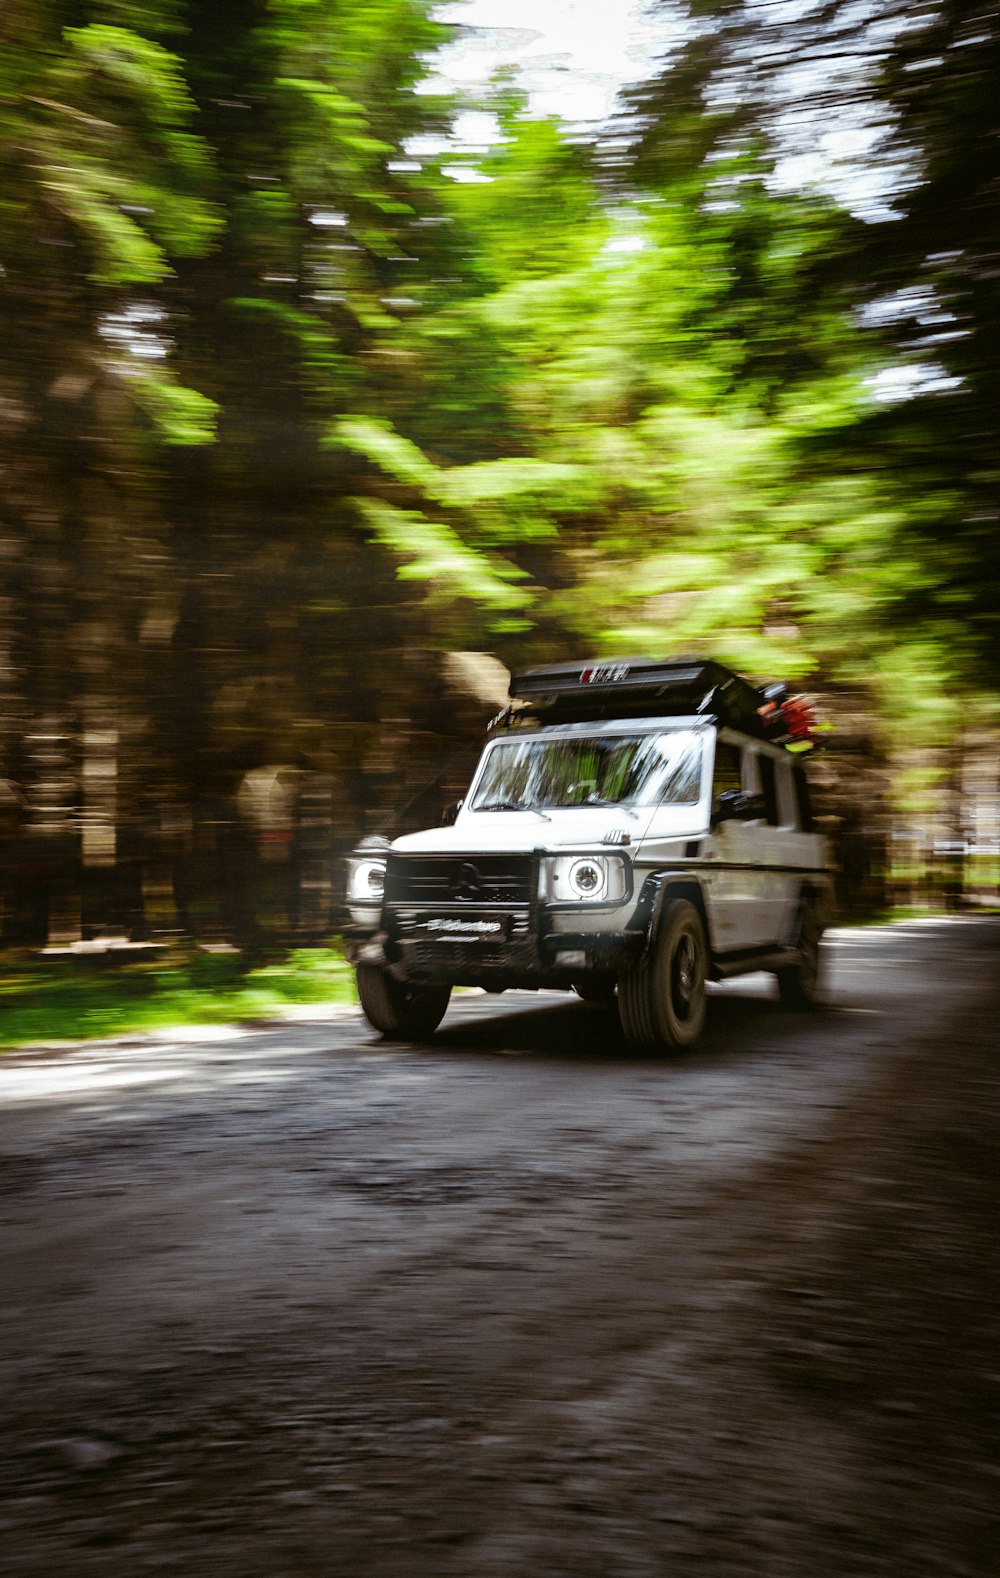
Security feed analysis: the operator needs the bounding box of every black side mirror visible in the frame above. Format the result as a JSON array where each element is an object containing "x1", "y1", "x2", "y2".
[
  {"x1": 713, "y1": 789, "x2": 765, "y2": 826},
  {"x1": 441, "y1": 799, "x2": 463, "y2": 826}
]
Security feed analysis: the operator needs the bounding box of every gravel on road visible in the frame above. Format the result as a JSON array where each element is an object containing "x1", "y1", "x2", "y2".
[{"x1": 2, "y1": 919, "x2": 998, "y2": 1577}]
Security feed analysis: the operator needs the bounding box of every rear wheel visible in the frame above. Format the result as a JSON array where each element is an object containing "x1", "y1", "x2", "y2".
[
  {"x1": 619, "y1": 898, "x2": 707, "y2": 1051},
  {"x1": 776, "y1": 901, "x2": 823, "y2": 1008},
  {"x1": 355, "y1": 965, "x2": 451, "y2": 1040}
]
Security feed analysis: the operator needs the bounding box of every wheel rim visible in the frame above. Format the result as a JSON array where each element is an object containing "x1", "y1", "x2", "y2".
[{"x1": 671, "y1": 928, "x2": 701, "y2": 1022}]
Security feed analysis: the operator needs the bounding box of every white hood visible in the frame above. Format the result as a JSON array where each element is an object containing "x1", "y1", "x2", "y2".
[{"x1": 392, "y1": 804, "x2": 702, "y2": 854}]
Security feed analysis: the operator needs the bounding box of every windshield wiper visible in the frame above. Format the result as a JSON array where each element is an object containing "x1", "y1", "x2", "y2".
[
  {"x1": 476, "y1": 798, "x2": 551, "y2": 820},
  {"x1": 583, "y1": 793, "x2": 639, "y2": 819}
]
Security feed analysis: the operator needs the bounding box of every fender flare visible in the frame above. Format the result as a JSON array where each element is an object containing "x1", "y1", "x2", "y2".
[{"x1": 633, "y1": 871, "x2": 714, "y2": 958}]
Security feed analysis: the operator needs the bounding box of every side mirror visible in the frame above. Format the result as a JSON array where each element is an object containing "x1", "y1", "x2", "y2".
[
  {"x1": 441, "y1": 799, "x2": 463, "y2": 826},
  {"x1": 713, "y1": 789, "x2": 765, "y2": 826}
]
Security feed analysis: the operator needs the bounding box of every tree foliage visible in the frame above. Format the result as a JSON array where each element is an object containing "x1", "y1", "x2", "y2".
[
  {"x1": 620, "y1": 0, "x2": 1000, "y2": 690},
  {"x1": 0, "y1": 0, "x2": 995, "y2": 943}
]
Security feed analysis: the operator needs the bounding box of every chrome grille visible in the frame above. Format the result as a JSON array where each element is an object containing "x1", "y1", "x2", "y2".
[{"x1": 384, "y1": 853, "x2": 535, "y2": 906}]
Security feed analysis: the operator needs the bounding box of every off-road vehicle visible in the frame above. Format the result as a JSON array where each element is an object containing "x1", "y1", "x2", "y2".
[{"x1": 345, "y1": 658, "x2": 832, "y2": 1050}]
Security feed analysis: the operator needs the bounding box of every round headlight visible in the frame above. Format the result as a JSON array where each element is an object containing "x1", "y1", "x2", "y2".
[
  {"x1": 351, "y1": 859, "x2": 385, "y2": 900},
  {"x1": 569, "y1": 857, "x2": 607, "y2": 899}
]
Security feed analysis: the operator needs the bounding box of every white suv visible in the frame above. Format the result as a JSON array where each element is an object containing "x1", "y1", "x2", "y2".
[{"x1": 345, "y1": 658, "x2": 832, "y2": 1051}]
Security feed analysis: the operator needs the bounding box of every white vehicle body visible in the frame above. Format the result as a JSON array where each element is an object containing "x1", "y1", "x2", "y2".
[{"x1": 346, "y1": 660, "x2": 833, "y2": 1050}]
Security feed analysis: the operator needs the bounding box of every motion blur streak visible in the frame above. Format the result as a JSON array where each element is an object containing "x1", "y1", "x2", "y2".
[{"x1": 0, "y1": 1, "x2": 996, "y2": 971}]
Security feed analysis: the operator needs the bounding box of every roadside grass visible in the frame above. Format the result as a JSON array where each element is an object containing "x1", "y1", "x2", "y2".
[{"x1": 0, "y1": 946, "x2": 358, "y2": 1051}]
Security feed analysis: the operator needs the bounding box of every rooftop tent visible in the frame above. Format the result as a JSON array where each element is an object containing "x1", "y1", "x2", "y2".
[{"x1": 507, "y1": 657, "x2": 773, "y2": 736}]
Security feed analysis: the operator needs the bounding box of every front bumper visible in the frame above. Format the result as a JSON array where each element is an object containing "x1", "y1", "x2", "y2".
[{"x1": 345, "y1": 911, "x2": 643, "y2": 988}]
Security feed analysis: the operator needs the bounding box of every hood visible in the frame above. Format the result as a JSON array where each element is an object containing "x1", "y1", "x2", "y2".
[{"x1": 391, "y1": 805, "x2": 702, "y2": 855}]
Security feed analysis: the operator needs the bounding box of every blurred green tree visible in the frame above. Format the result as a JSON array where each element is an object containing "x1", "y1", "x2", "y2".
[
  {"x1": 1, "y1": 0, "x2": 996, "y2": 945},
  {"x1": 619, "y1": 0, "x2": 1000, "y2": 699},
  {"x1": 0, "y1": 0, "x2": 219, "y2": 941}
]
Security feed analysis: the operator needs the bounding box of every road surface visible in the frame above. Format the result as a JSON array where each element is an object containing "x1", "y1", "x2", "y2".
[{"x1": 2, "y1": 919, "x2": 998, "y2": 1576}]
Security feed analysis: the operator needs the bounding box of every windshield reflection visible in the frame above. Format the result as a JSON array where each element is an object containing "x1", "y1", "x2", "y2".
[{"x1": 471, "y1": 730, "x2": 704, "y2": 812}]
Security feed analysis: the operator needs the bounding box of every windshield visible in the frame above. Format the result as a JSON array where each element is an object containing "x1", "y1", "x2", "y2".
[{"x1": 470, "y1": 729, "x2": 704, "y2": 813}]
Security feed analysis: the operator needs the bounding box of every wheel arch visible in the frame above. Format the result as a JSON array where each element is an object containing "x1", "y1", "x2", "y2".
[
  {"x1": 637, "y1": 872, "x2": 715, "y2": 957},
  {"x1": 785, "y1": 876, "x2": 833, "y2": 944}
]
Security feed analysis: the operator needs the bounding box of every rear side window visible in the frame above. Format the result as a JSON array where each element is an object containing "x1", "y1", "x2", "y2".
[
  {"x1": 757, "y1": 754, "x2": 779, "y2": 825},
  {"x1": 793, "y1": 765, "x2": 813, "y2": 831}
]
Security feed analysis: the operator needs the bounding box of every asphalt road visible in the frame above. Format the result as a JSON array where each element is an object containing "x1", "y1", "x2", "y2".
[{"x1": 2, "y1": 919, "x2": 998, "y2": 1577}]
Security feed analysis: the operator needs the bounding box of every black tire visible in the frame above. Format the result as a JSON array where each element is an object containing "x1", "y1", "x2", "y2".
[
  {"x1": 355, "y1": 965, "x2": 451, "y2": 1040},
  {"x1": 572, "y1": 975, "x2": 617, "y2": 1004},
  {"x1": 618, "y1": 897, "x2": 707, "y2": 1051},
  {"x1": 776, "y1": 901, "x2": 824, "y2": 1008}
]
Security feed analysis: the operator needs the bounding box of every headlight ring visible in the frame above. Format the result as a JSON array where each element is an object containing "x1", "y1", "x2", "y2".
[
  {"x1": 569, "y1": 857, "x2": 608, "y2": 899},
  {"x1": 348, "y1": 858, "x2": 386, "y2": 902},
  {"x1": 546, "y1": 853, "x2": 627, "y2": 904}
]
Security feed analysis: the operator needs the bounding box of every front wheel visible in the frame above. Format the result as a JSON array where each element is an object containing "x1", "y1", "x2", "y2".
[
  {"x1": 618, "y1": 897, "x2": 707, "y2": 1051},
  {"x1": 355, "y1": 965, "x2": 451, "y2": 1041}
]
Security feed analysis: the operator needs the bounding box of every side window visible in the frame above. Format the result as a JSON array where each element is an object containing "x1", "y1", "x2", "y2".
[
  {"x1": 757, "y1": 753, "x2": 779, "y2": 825},
  {"x1": 711, "y1": 741, "x2": 743, "y2": 814},
  {"x1": 793, "y1": 765, "x2": 813, "y2": 831}
]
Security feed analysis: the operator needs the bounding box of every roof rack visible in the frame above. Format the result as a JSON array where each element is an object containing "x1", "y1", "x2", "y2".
[{"x1": 507, "y1": 657, "x2": 800, "y2": 742}]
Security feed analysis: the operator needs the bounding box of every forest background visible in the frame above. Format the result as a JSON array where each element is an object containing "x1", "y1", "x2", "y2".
[{"x1": 1, "y1": 0, "x2": 998, "y2": 961}]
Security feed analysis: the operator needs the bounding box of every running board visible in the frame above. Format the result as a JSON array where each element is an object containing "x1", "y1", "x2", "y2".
[{"x1": 713, "y1": 947, "x2": 799, "y2": 980}]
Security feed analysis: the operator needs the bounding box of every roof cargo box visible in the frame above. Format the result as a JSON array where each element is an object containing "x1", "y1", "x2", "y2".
[{"x1": 509, "y1": 657, "x2": 768, "y2": 735}]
